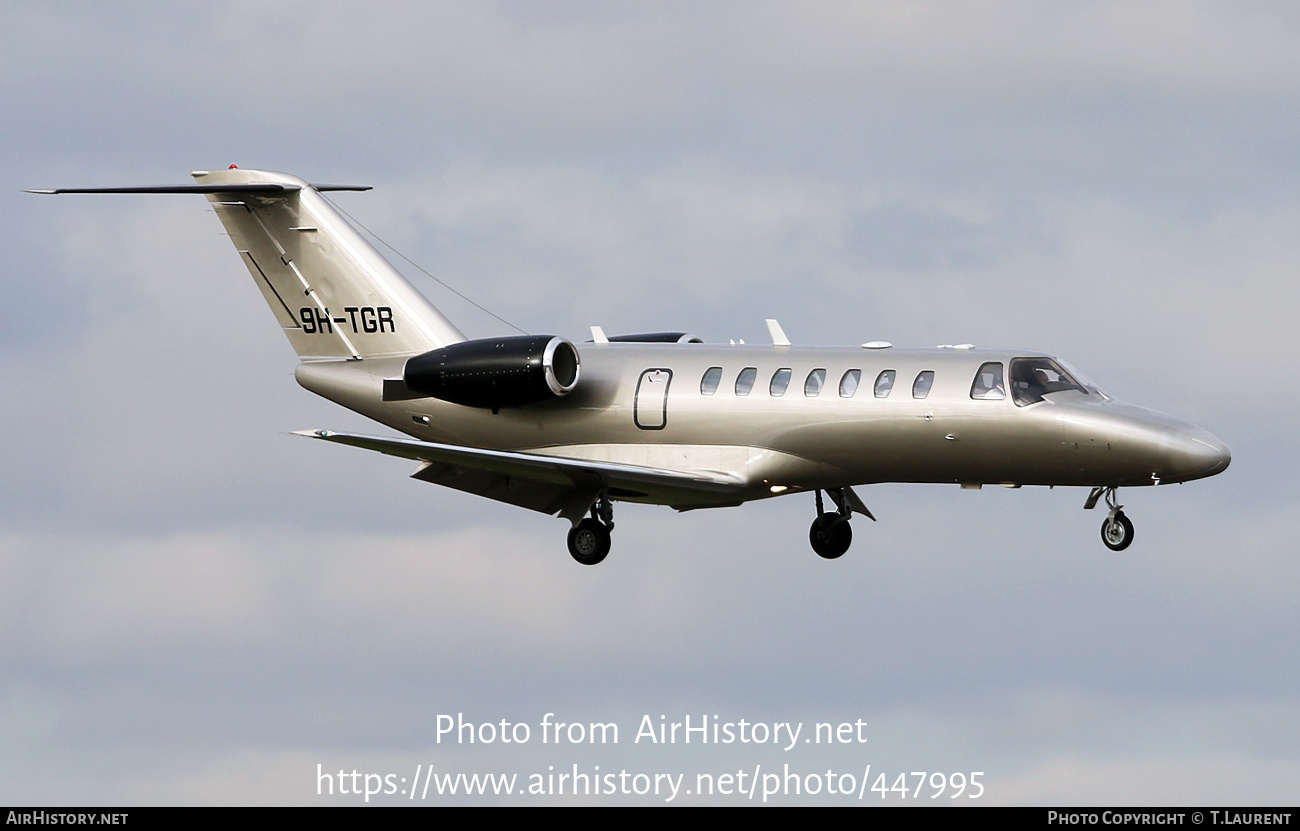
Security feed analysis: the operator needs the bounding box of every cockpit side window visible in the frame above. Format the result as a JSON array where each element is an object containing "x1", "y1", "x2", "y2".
[
  {"x1": 970, "y1": 362, "x2": 1005, "y2": 400},
  {"x1": 874, "y1": 370, "x2": 896, "y2": 398},
  {"x1": 912, "y1": 370, "x2": 935, "y2": 399},
  {"x1": 700, "y1": 366, "x2": 722, "y2": 396},
  {"x1": 1009, "y1": 357, "x2": 1087, "y2": 406},
  {"x1": 770, "y1": 368, "x2": 792, "y2": 397},
  {"x1": 735, "y1": 367, "x2": 758, "y2": 396}
]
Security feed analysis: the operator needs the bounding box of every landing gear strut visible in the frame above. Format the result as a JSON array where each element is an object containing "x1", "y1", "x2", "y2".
[
  {"x1": 1086, "y1": 486, "x2": 1135, "y2": 551},
  {"x1": 567, "y1": 494, "x2": 614, "y2": 565},
  {"x1": 809, "y1": 489, "x2": 853, "y2": 559}
]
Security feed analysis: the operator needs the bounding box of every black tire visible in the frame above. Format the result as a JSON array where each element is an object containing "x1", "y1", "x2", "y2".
[
  {"x1": 809, "y1": 513, "x2": 852, "y2": 559},
  {"x1": 567, "y1": 519, "x2": 611, "y2": 565},
  {"x1": 1100, "y1": 511, "x2": 1134, "y2": 551}
]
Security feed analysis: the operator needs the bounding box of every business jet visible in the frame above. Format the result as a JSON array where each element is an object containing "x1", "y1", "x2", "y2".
[{"x1": 29, "y1": 167, "x2": 1231, "y2": 565}]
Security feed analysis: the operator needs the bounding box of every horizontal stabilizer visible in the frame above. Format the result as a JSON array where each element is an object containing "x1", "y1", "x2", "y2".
[
  {"x1": 26, "y1": 184, "x2": 299, "y2": 195},
  {"x1": 24, "y1": 183, "x2": 370, "y2": 195}
]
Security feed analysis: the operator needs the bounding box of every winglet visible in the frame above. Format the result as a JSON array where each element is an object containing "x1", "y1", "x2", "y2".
[
  {"x1": 590, "y1": 326, "x2": 609, "y2": 344},
  {"x1": 766, "y1": 319, "x2": 791, "y2": 346}
]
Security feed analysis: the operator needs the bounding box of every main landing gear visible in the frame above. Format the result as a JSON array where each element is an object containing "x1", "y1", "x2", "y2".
[
  {"x1": 567, "y1": 494, "x2": 614, "y2": 565},
  {"x1": 809, "y1": 489, "x2": 855, "y2": 559},
  {"x1": 1085, "y1": 486, "x2": 1135, "y2": 551}
]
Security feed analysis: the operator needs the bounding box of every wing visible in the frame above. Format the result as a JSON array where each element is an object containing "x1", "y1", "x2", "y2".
[{"x1": 293, "y1": 430, "x2": 750, "y2": 521}]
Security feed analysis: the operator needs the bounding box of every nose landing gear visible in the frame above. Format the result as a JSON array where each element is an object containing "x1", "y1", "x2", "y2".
[{"x1": 1086, "y1": 486, "x2": 1135, "y2": 551}]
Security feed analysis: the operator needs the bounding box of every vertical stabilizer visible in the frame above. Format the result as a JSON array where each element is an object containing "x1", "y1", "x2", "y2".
[{"x1": 195, "y1": 168, "x2": 465, "y2": 359}]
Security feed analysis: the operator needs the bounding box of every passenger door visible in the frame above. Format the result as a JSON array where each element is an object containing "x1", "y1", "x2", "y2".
[{"x1": 634, "y1": 368, "x2": 672, "y2": 430}]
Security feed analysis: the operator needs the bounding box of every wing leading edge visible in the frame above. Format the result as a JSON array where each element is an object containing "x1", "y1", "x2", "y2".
[{"x1": 293, "y1": 430, "x2": 750, "y2": 522}]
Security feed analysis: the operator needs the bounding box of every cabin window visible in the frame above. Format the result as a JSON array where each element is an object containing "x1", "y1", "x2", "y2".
[
  {"x1": 874, "y1": 370, "x2": 896, "y2": 398},
  {"x1": 769, "y1": 368, "x2": 792, "y2": 397},
  {"x1": 804, "y1": 368, "x2": 827, "y2": 397},
  {"x1": 970, "y1": 362, "x2": 1006, "y2": 400},
  {"x1": 912, "y1": 370, "x2": 935, "y2": 399},
  {"x1": 839, "y1": 369, "x2": 861, "y2": 398},
  {"x1": 735, "y1": 367, "x2": 758, "y2": 396},
  {"x1": 700, "y1": 366, "x2": 722, "y2": 396}
]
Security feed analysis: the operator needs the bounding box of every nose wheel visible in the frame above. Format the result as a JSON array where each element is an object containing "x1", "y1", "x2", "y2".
[
  {"x1": 1087, "y1": 487, "x2": 1135, "y2": 551},
  {"x1": 567, "y1": 495, "x2": 614, "y2": 565},
  {"x1": 1101, "y1": 511, "x2": 1134, "y2": 551}
]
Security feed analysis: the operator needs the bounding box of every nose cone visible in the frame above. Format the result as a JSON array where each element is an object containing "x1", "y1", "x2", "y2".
[
  {"x1": 1165, "y1": 425, "x2": 1231, "y2": 482},
  {"x1": 1057, "y1": 400, "x2": 1230, "y2": 486}
]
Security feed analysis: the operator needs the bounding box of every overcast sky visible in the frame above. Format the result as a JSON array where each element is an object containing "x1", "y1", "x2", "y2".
[{"x1": 2, "y1": 1, "x2": 1297, "y2": 805}]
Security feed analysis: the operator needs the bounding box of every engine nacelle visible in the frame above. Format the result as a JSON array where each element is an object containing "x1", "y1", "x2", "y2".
[{"x1": 403, "y1": 335, "x2": 580, "y2": 411}]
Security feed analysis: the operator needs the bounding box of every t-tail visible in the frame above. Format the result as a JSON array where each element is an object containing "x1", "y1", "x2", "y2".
[{"x1": 30, "y1": 167, "x2": 466, "y2": 360}]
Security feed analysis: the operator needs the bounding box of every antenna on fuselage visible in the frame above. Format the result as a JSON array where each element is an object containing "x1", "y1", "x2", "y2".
[{"x1": 766, "y1": 319, "x2": 791, "y2": 346}]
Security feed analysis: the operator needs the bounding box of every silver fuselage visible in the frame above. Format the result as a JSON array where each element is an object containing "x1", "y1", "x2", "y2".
[{"x1": 296, "y1": 343, "x2": 1230, "y2": 509}]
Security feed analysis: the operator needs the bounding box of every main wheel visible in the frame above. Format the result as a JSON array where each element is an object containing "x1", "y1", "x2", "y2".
[
  {"x1": 1100, "y1": 511, "x2": 1134, "y2": 551},
  {"x1": 567, "y1": 519, "x2": 611, "y2": 565},
  {"x1": 809, "y1": 513, "x2": 852, "y2": 559}
]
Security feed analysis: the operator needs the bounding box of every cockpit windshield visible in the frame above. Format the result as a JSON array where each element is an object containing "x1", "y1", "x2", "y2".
[{"x1": 1009, "y1": 357, "x2": 1100, "y2": 406}]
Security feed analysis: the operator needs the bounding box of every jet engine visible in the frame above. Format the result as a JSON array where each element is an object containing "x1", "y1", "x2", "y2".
[{"x1": 403, "y1": 335, "x2": 580, "y2": 411}]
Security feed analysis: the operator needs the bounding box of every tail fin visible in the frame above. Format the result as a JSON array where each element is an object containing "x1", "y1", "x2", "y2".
[{"x1": 194, "y1": 167, "x2": 464, "y2": 359}]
